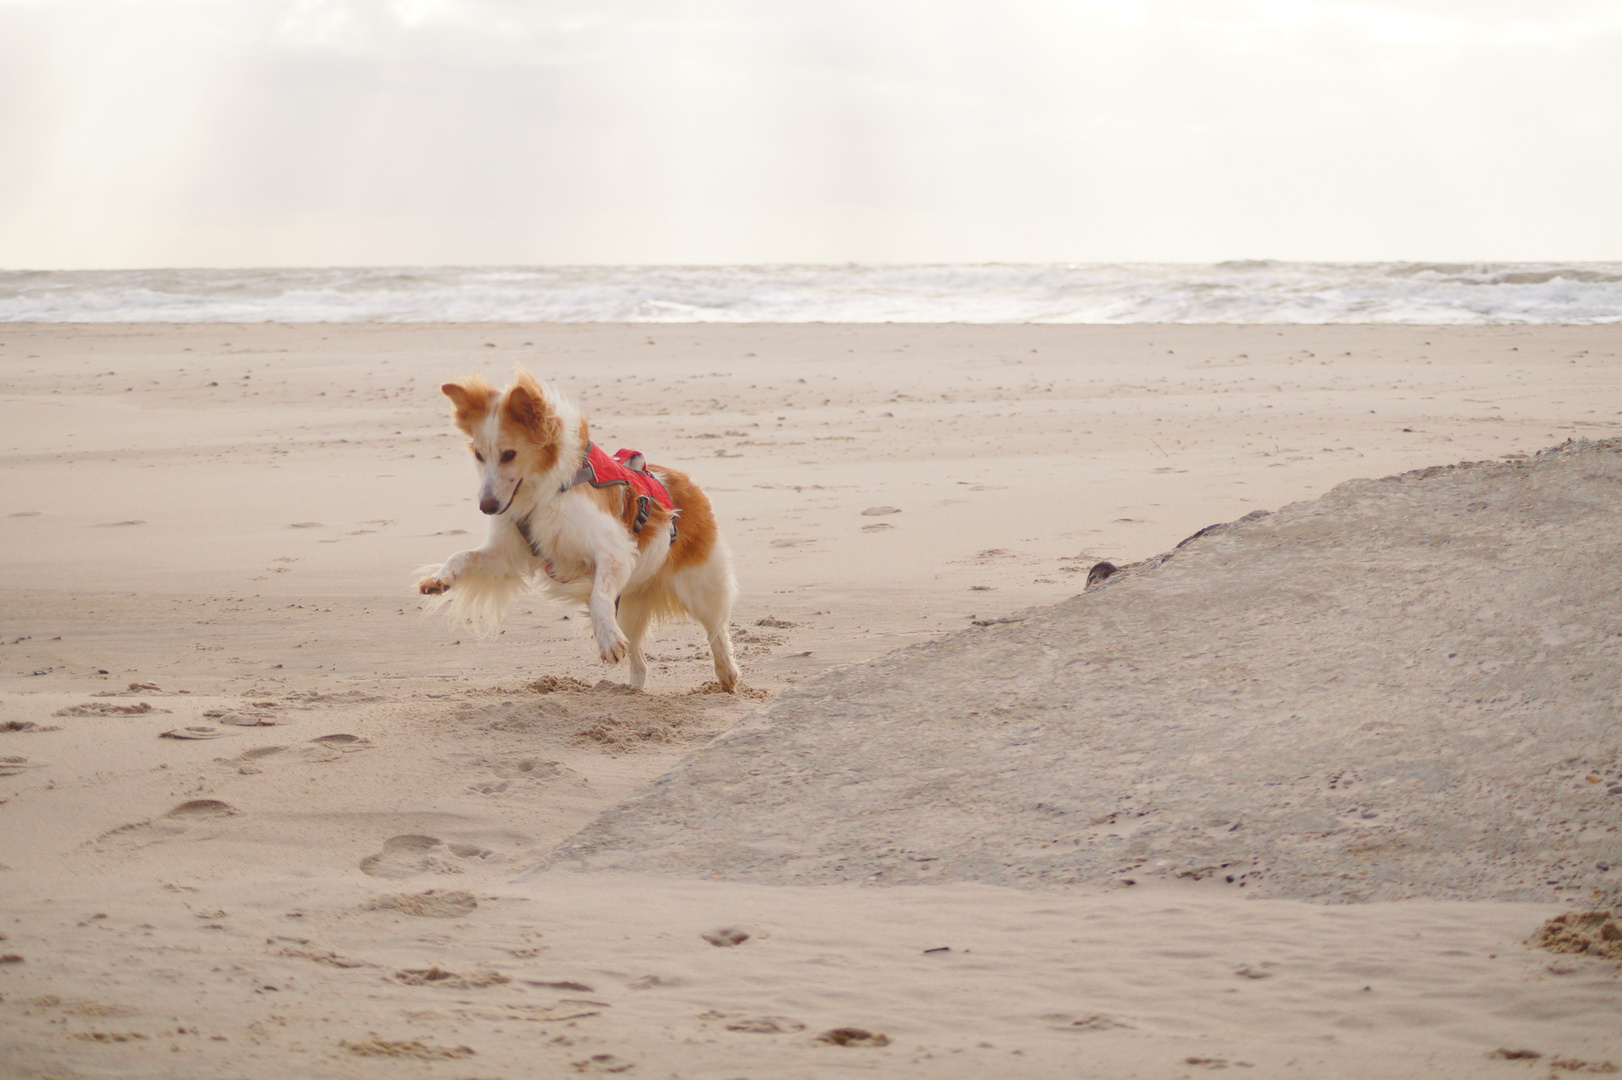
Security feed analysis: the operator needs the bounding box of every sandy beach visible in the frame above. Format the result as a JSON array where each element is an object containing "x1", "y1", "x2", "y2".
[{"x1": 3, "y1": 321, "x2": 1621, "y2": 1078}]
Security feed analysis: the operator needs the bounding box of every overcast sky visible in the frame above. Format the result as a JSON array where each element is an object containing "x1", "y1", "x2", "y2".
[{"x1": 1, "y1": 0, "x2": 1618, "y2": 268}]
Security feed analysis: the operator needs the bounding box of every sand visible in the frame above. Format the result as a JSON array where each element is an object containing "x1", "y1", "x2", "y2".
[
  {"x1": 1, "y1": 322, "x2": 1621, "y2": 1078},
  {"x1": 550, "y1": 439, "x2": 1622, "y2": 903}
]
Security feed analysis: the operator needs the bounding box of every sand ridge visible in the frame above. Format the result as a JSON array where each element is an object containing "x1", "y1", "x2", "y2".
[{"x1": 548, "y1": 439, "x2": 1622, "y2": 904}]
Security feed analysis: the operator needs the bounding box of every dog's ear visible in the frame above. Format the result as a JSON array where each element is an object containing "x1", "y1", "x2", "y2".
[
  {"x1": 502, "y1": 381, "x2": 549, "y2": 435},
  {"x1": 441, "y1": 381, "x2": 493, "y2": 434},
  {"x1": 442, "y1": 382, "x2": 472, "y2": 411}
]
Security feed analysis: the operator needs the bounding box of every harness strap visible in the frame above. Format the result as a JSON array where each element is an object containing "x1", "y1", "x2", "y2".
[
  {"x1": 557, "y1": 441, "x2": 679, "y2": 539},
  {"x1": 559, "y1": 442, "x2": 614, "y2": 495},
  {"x1": 519, "y1": 505, "x2": 676, "y2": 562},
  {"x1": 560, "y1": 459, "x2": 596, "y2": 494},
  {"x1": 515, "y1": 511, "x2": 542, "y2": 558},
  {"x1": 521, "y1": 446, "x2": 678, "y2": 563}
]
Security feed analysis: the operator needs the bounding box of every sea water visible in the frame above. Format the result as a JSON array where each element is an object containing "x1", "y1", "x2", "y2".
[{"x1": 2, "y1": 262, "x2": 1619, "y2": 324}]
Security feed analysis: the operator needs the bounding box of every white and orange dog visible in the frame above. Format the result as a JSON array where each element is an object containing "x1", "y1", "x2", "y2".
[{"x1": 417, "y1": 367, "x2": 739, "y2": 692}]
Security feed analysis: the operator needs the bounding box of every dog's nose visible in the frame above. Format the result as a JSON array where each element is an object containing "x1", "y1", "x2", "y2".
[{"x1": 479, "y1": 496, "x2": 500, "y2": 515}]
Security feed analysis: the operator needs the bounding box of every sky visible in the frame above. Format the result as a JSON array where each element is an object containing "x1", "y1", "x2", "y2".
[{"x1": 1, "y1": 0, "x2": 1619, "y2": 268}]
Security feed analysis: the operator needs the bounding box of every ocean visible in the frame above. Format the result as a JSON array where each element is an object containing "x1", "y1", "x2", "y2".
[{"x1": 2, "y1": 262, "x2": 1619, "y2": 324}]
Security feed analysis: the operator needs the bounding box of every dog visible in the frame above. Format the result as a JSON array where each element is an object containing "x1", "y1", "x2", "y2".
[{"x1": 416, "y1": 367, "x2": 740, "y2": 692}]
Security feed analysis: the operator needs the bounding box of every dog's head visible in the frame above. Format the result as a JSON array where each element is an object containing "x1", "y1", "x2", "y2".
[{"x1": 441, "y1": 367, "x2": 571, "y2": 515}]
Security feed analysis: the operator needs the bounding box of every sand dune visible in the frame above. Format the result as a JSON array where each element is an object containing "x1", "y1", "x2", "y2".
[{"x1": 550, "y1": 439, "x2": 1622, "y2": 905}]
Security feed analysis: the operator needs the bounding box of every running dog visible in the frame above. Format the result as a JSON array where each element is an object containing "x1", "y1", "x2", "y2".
[{"x1": 417, "y1": 367, "x2": 739, "y2": 691}]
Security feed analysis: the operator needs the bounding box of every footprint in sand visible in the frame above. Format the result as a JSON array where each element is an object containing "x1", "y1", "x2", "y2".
[
  {"x1": 297, "y1": 734, "x2": 373, "y2": 762},
  {"x1": 166, "y1": 799, "x2": 237, "y2": 819},
  {"x1": 93, "y1": 799, "x2": 238, "y2": 848},
  {"x1": 358, "y1": 835, "x2": 491, "y2": 879},
  {"x1": 232, "y1": 745, "x2": 285, "y2": 774},
  {"x1": 311, "y1": 733, "x2": 371, "y2": 749},
  {"x1": 360, "y1": 835, "x2": 447, "y2": 879}
]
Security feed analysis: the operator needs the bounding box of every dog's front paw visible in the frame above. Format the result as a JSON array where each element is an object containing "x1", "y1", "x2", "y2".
[
  {"x1": 417, "y1": 575, "x2": 451, "y2": 595},
  {"x1": 597, "y1": 629, "x2": 629, "y2": 665}
]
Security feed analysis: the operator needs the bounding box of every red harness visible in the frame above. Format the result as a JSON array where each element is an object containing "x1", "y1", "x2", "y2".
[
  {"x1": 561, "y1": 442, "x2": 675, "y2": 538},
  {"x1": 514, "y1": 444, "x2": 676, "y2": 579},
  {"x1": 572, "y1": 444, "x2": 674, "y2": 511}
]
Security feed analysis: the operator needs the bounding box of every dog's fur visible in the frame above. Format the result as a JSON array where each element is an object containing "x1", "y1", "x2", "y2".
[{"x1": 417, "y1": 367, "x2": 739, "y2": 692}]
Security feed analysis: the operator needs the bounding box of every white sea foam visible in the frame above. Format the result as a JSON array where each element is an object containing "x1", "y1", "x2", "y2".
[{"x1": 2, "y1": 263, "x2": 1619, "y2": 324}]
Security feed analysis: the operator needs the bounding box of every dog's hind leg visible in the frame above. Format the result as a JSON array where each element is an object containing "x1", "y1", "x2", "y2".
[
  {"x1": 672, "y1": 558, "x2": 739, "y2": 693},
  {"x1": 617, "y1": 591, "x2": 655, "y2": 689},
  {"x1": 702, "y1": 608, "x2": 741, "y2": 693},
  {"x1": 708, "y1": 620, "x2": 740, "y2": 693}
]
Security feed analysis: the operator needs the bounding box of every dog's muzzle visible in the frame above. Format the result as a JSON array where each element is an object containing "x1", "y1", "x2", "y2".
[{"x1": 481, "y1": 479, "x2": 521, "y2": 516}]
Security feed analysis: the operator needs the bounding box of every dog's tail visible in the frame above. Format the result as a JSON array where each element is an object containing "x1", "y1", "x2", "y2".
[{"x1": 415, "y1": 564, "x2": 532, "y2": 638}]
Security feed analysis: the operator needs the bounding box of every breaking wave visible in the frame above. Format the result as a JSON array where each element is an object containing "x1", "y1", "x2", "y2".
[{"x1": 2, "y1": 262, "x2": 1619, "y2": 324}]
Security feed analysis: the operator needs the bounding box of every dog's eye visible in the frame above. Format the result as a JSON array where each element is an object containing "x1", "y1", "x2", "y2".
[
  {"x1": 500, "y1": 450, "x2": 517, "y2": 464},
  {"x1": 473, "y1": 450, "x2": 484, "y2": 462}
]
